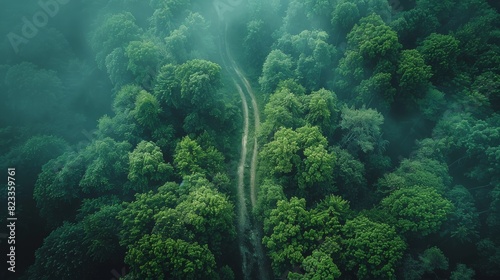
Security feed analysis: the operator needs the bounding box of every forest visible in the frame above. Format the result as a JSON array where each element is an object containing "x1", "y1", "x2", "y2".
[{"x1": 1, "y1": 0, "x2": 500, "y2": 279}]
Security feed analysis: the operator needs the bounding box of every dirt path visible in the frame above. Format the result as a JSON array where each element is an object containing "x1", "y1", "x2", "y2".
[
  {"x1": 219, "y1": 22, "x2": 269, "y2": 280},
  {"x1": 231, "y1": 64, "x2": 260, "y2": 208}
]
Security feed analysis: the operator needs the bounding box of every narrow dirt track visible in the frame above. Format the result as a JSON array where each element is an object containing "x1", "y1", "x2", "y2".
[{"x1": 219, "y1": 22, "x2": 269, "y2": 280}]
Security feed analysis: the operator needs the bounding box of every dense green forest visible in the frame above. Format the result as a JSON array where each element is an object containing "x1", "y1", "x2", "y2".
[{"x1": 1, "y1": 0, "x2": 500, "y2": 279}]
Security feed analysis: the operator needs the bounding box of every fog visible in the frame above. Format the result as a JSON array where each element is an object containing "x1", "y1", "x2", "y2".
[{"x1": 1, "y1": 0, "x2": 500, "y2": 279}]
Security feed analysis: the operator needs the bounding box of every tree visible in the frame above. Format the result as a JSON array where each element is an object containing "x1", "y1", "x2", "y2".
[
  {"x1": 173, "y1": 136, "x2": 224, "y2": 178},
  {"x1": 288, "y1": 250, "x2": 341, "y2": 280},
  {"x1": 82, "y1": 204, "x2": 124, "y2": 263},
  {"x1": 105, "y1": 47, "x2": 134, "y2": 90},
  {"x1": 260, "y1": 86, "x2": 305, "y2": 141},
  {"x1": 172, "y1": 186, "x2": 236, "y2": 253},
  {"x1": 354, "y1": 71, "x2": 395, "y2": 111},
  {"x1": 332, "y1": 1, "x2": 360, "y2": 32},
  {"x1": 331, "y1": 146, "x2": 367, "y2": 206},
  {"x1": 4, "y1": 62, "x2": 64, "y2": 122},
  {"x1": 390, "y1": 8, "x2": 439, "y2": 48},
  {"x1": 125, "y1": 40, "x2": 160, "y2": 87},
  {"x1": 397, "y1": 49, "x2": 432, "y2": 92},
  {"x1": 117, "y1": 186, "x2": 179, "y2": 248},
  {"x1": 244, "y1": 19, "x2": 273, "y2": 68},
  {"x1": 254, "y1": 180, "x2": 286, "y2": 223},
  {"x1": 377, "y1": 158, "x2": 451, "y2": 194},
  {"x1": 79, "y1": 137, "x2": 132, "y2": 195},
  {"x1": 304, "y1": 89, "x2": 339, "y2": 139},
  {"x1": 259, "y1": 50, "x2": 295, "y2": 94},
  {"x1": 381, "y1": 186, "x2": 454, "y2": 236},
  {"x1": 444, "y1": 185, "x2": 480, "y2": 243},
  {"x1": 112, "y1": 84, "x2": 143, "y2": 114},
  {"x1": 450, "y1": 264, "x2": 475, "y2": 280},
  {"x1": 128, "y1": 141, "x2": 173, "y2": 193},
  {"x1": 90, "y1": 12, "x2": 141, "y2": 70},
  {"x1": 125, "y1": 235, "x2": 217, "y2": 279},
  {"x1": 263, "y1": 196, "x2": 346, "y2": 276},
  {"x1": 260, "y1": 125, "x2": 335, "y2": 194},
  {"x1": 347, "y1": 14, "x2": 401, "y2": 62},
  {"x1": 131, "y1": 90, "x2": 161, "y2": 130},
  {"x1": 419, "y1": 247, "x2": 449, "y2": 273},
  {"x1": 27, "y1": 222, "x2": 93, "y2": 280},
  {"x1": 34, "y1": 152, "x2": 86, "y2": 228},
  {"x1": 340, "y1": 106, "x2": 386, "y2": 154},
  {"x1": 174, "y1": 59, "x2": 222, "y2": 110},
  {"x1": 278, "y1": 30, "x2": 335, "y2": 90},
  {"x1": 417, "y1": 87, "x2": 446, "y2": 121},
  {"x1": 341, "y1": 216, "x2": 406, "y2": 279},
  {"x1": 417, "y1": 33, "x2": 460, "y2": 82}
]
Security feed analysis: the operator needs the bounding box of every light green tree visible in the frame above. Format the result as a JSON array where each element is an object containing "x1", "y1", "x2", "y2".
[
  {"x1": 341, "y1": 216, "x2": 406, "y2": 279},
  {"x1": 381, "y1": 185, "x2": 454, "y2": 236},
  {"x1": 125, "y1": 235, "x2": 217, "y2": 279},
  {"x1": 340, "y1": 106, "x2": 386, "y2": 153},
  {"x1": 347, "y1": 14, "x2": 401, "y2": 61},
  {"x1": 259, "y1": 50, "x2": 295, "y2": 94},
  {"x1": 128, "y1": 141, "x2": 173, "y2": 192}
]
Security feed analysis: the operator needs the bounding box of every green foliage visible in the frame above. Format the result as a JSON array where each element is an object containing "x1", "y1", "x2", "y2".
[
  {"x1": 304, "y1": 89, "x2": 339, "y2": 139},
  {"x1": 128, "y1": 141, "x2": 173, "y2": 192},
  {"x1": 332, "y1": 2, "x2": 360, "y2": 32},
  {"x1": 82, "y1": 204, "x2": 124, "y2": 262},
  {"x1": 347, "y1": 14, "x2": 401, "y2": 61},
  {"x1": 90, "y1": 12, "x2": 141, "y2": 70},
  {"x1": 173, "y1": 136, "x2": 224, "y2": 178},
  {"x1": 125, "y1": 40, "x2": 160, "y2": 86},
  {"x1": 79, "y1": 138, "x2": 132, "y2": 194},
  {"x1": 397, "y1": 49, "x2": 432, "y2": 91},
  {"x1": 172, "y1": 185, "x2": 236, "y2": 252},
  {"x1": 381, "y1": 186, "x2": 454, "y2": 236},
  {"x1": 377, "y1": 157, "x2": 451, "y2": 194},
  {"x1": 259, "y1": 50, "x2": 296, "y2": 94},
  {"x1": 125, "y1": 235, "x2": 217, "y2": 280},
  {"x1": 419, "y1": 246, "x2": 449, "y2": 272},
  {"x1": 263, "y1": 196, "x2": 347, "y2": 276},
  {"x1": 34, "y1": 152, "x2": 85, "y2": 227},
  {"x1": 354, "y1": 71, "x2": 395, "y2": 110},
  {"x1": 28, "y1": 222, "x2": 92, "y2": 280},
  {"x1": 418, "y1": 33, "x2": 460, "y2": 81},
  {"x1": 105, "y1": 47, "x2": 134, "y2": 89},
  {"x1": 276, "y1": 30, "x2": 335, "y2": 89},
  {"x1": 164, "y1": 12, "x2": 214, "y2": 63},
  {"x1": 260, "y1": 126, "x2": 335, "y2": 193},
  {"x1": 5, "y1": 135, "x2": 68, "y2": 171},
  {"x1": 417, "y1": 87, "x2": 446, "y2": 121},
  {"x1": 118, "y1": 187, "x2": 178, "y2": 248},
  {"x1": 4, "y1": 62, "x2": 64, "y2": 121},
  {"x1": 254, "y1": 180, "x2": 286, "y2": 223},
  {"x1": 287, "y1": 250, "x2": 341, "y2": 280},
  {"x1": 445, "y1": 185, "x2": 480, "y2": 243},
  {"x1": 113, "y1": 84, "x2": 143, "y2": 114},
  {"x1": 390, "y1": 8, "x2": 439, "y2": 48},
  {"x1": 331, "y1": 146, "x2": 367, "y2": 205},
  {"x1": 340, "y1": 106, "x2": 386, "y2": 153},
  {"x1": 341, "y1": 216, "x2": 406, "y2": 279},
  {"x1": 450, "y1": 264, "x2": 475, "y2": 280},
  {"x1": 260, "y1": 87, "x2": 305, "y2": 141},
  {"x1": 158, "y1": 59, "x2": 222, "y2": 113},
  {"x1": 132, "y1": 90, "x2": 161, "y2": 130}
]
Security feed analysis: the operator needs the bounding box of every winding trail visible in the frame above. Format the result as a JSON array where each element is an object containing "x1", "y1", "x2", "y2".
[{"x1": 219, "y1": 22, "x2": 269, "y2": 280}]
